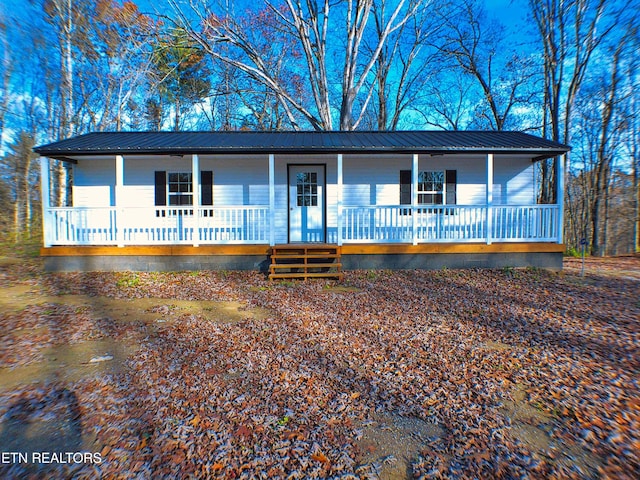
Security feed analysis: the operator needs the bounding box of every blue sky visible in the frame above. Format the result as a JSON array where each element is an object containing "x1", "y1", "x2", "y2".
[{"x1": 1, "y1": 0, "x2": 532, "y2": 30}]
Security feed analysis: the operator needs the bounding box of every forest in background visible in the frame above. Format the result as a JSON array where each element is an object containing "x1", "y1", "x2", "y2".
[{"x1": 0, "y1": 0, "x2": 638, "y2": 256}]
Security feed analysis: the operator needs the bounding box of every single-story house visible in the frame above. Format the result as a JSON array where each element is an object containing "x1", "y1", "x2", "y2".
[{"x1": 34, "y1": 130, "x2": 569, "y2": 273}]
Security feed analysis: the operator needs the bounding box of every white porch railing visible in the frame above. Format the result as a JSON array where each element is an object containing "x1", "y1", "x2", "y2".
[
  {"x1": 44, "y1": 206, "x2": 270, "y2": 246},
  {"x1": 341, "y1": 205, "x2": 560, "y2": 243},
  {"x1": 44, "y1": 204, "x2": 560, "y2": 246},
  {"x1": 490, "y1": 205, "x2": 559, "y2": 242}
]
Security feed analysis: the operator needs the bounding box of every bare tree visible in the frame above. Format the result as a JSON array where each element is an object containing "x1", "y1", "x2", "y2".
[
  {"x1": 168, "y1": 1, "x2": 316, "y2": 130},
  {"x1": 6, "y1": 132, "x2": 38, "y2": 241},
  {"x1": 0, "y1": 10, "x2": 12, "y2": 151},
  {"x1": 633, "y1": 96, "x2": 640, "y2": 253},
  {"x1": 529, "y1": 0, "x2": 622, "y2": 203},
  {"x1": 44, "y1": 0, "x2": 76, "y2": 138},
  {"x1": 418, "y1": 70, "x2": 477, "y2": 130},
  {"x1": 369, "y1": 0, "x2": 442, "y2": 130},
  {"x1": 627, "y1": 30, "x2": 640, "y2": 253},
  {"x1": 169, "y1": 0, "x2": 427, "y2": 131},
  {"x1": 437, "y1": 0, "x2": 537, "y2": 131},
  {"x1": 568, "y1": 20, "x2": 635, "y2": 256},
  {"x1": 82, "y1": 0, "x2": 156, "y2": 132},
  {"x1": 43, "y1": 0, "x2": 80, "y2": 206}
]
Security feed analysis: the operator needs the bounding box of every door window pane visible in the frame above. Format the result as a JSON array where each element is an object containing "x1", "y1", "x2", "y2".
[{"x1": 296, "y1": 171, "x2": 318, "y2": 206}]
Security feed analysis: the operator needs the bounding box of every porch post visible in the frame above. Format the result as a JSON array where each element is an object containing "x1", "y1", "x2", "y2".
[
  {"x1": 40, "y1": 156, "x2": 51, "y2": 247},
  {"x1": 192, "y1": 154, "x2": 200, "y2": 247},
  {"x1": 412, "y1": 153, "x2": 419, "y2": 245},
  {"x1": 115, "y1": 155, "x2": 124, "y2": 247},
  {"x1": 486, "y1": 153, "x2": 494, "y2": 245},
  {"x1": 337, "y1": 153, "x2": 343, "y2": 246},
  {"x1": 269, "y1": 153, "x2": 275, "y2": 246},
  {"x1": 556, "y1": 154, "x2": 565, "y2": 244}
]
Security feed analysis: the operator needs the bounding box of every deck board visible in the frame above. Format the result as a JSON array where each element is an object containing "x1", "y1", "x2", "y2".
[{"x1": 41, "y1": 242, "x2": 563, "y2": 257}]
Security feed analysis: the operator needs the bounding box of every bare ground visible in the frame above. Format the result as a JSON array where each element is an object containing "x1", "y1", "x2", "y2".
[{"x1": 0, "y1": 255, "x2": 638, "y2": 479}]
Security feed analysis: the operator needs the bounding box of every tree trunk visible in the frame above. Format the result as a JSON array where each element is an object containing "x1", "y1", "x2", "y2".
[
  {"x1": 49, "y1": 0, "x2": 75, "y2": 206},
  {"x1": 174, "y1": 98, "x2": 180, "y2": 131},
  {"x1": 602, "y1": 175, "x2": 611, "y2": 255},
  {"x1": 0, "y1": 17, "x2": 11, "y2": 146},
  {"x1": 590, "y1": 192, "x2": 601, "y2": 256},
  {"x1": 633, "y1": 97, "x2": 640, "y2": 253}
]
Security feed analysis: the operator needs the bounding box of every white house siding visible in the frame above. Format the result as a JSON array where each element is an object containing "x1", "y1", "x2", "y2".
[
  {"x1": 120, "y1": 156, "x2": 193, "y2": 207},
  {"x1": 71, "y1": 153, "x2": 535, "y2": 207},
  {"x1": 493, "y1": 157, "x2": 535, "y2": 204},
  {"x1": 72, "y1": 157, "x2": 116, "y2": 207},
  {"x1": 342, "y1": 154, "x2": 407, "y2": 206},
  {"x1": 204, "y1": 155, "x2": 269, "y2": 206},
  {"x1": 68, "y1": 152, "x2": 537, "y2": 244},
  {"x1": 417, "y1": 155, "x2": 535, "y2": 205},
  {"x1": 73, "y1": 155, "x2": 273, "y2": 208},
  {"x1": 340, "y1": 154, "x2": 534, "y2": 206},
  {"x1": 418, "y1": 156, "x2": 485, "y2": 205}
]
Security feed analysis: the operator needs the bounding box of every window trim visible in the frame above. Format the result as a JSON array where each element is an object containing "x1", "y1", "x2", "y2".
[
  {"x1": 400, "y1": 169, "x2": 457, "y2": 213},
  {"x1": 417, "y1": 170, "x2": 446, "y2": 205},
  {"x1": 155, "y1": 170, "x2": 214, "y2": 207},
  {"x1": 167, "y1": 171, "x2": 194, "y2": 206}
]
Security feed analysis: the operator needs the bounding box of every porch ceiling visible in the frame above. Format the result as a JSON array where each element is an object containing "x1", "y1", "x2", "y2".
[{"x1": 34, "y1": 130, "x2": 570, "y2": 162}]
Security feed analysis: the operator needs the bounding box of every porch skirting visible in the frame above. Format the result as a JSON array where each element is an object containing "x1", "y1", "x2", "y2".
[{"x1": 41, "y1": 243, "x2": 564, "y2": 272}]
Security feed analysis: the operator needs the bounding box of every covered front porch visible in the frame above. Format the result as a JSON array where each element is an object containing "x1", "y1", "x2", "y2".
[
  {"x1": 40, "y1": 151, "x2": 565, "y2": 248},
  {"x1": 42, "y1": 203, "x2": 561, "y2": 247}
]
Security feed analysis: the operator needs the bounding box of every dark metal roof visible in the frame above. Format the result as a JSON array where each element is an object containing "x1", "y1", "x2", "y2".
[{"x1": 34, "y1": 131, "x2": 570, "y2": 160}]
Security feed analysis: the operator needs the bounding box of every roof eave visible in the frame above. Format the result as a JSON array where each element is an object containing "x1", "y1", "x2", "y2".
[{"x1": 35, "y1": 147, "x2": 570, "y2": 159}]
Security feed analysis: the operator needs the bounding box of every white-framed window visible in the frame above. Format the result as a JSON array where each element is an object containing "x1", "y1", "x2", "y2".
[
  {"x1": 400, "y1": 169, "x2": 456, "y2": 209},
  {"x1": 417, "y1": 171, "x2": 445, "y2": 205},
  {"x1": 168, "y1": 172, "x2": 193, "y2": 206}
]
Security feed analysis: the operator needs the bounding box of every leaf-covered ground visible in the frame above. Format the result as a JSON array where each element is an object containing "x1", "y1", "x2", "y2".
[{"x1": 0, "y1": 256, "x2": 638, "y2": 479}]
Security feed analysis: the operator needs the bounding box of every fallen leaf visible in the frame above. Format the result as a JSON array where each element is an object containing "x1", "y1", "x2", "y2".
[
  {"x1": 311, "y1": 451, "x2": 330, "y2": 464},
  {"x1": 189, "y1": 415, "x2": 200, "y2": 428},
  {"x1": 234, "y1": 424, "x2": 252, "y2": 440}
]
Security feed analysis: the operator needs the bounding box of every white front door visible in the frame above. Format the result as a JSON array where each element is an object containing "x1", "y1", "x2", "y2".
[{"x1": 289, "y1": 165, "x2": 325, "y2": 242}]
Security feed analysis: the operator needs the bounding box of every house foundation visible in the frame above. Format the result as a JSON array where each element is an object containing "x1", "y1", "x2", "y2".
[{"x1": 41, "y1": 243, "x2": 564, "y2": 273}]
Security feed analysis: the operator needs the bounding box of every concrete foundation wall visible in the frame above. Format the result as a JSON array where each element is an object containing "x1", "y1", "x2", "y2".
[
  {"x1": 44, "y1": 255, "x2": 272, "y2": 273},
  {"x1": 342, "y1": 252, "x2": 563, "y2": 271},
  {"x1": 44, "y1": 252, "x2": 562, "y2": 273}
]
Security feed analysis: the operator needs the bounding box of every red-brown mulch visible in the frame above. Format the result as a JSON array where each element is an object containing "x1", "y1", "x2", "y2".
[{"x1": 0, "y1": 258, "x2": 638, "y2": 479}]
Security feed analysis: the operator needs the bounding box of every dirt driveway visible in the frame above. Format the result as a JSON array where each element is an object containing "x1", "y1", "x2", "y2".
[{"x1": 0, "y1": 257, "x2": 638, "y2": 479}]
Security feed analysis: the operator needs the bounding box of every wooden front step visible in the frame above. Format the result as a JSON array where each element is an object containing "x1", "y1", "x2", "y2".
[{"x1": 269, "y1": 244, "x2": 343, "y2": 281}]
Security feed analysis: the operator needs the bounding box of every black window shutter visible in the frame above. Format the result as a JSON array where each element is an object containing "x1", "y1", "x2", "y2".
[
  {"x1": 201, "y1": 171, "x2": 213, "y2": 206},
  {"x1": 400, "y1": 170, "x2": 411, "y2": 205},
  {"x1": 445, "y1": 170, "x2": 457, "y2": 205},
  {"x1": 154, "y1": 171, "x2": 166, "y2": 206}
]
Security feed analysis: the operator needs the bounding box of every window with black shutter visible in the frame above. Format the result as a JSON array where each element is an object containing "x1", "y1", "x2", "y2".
[
  {"x1": 445, "y1": 170, "x2": 457, "y2": 205},
  {"x1": 201, "y1": 171, "x2": 213, "y2": 206},
  {"x1": 154, "y1": 171, "x2": 167, "y2": 206},
  {"x1": 399, "y1": 169, "x2": 456, "y2": 210},
  {"x1": 154, "y1": 170, "x2": 214, "y2": 216},
  {"x1": 400, "y1": 170, "x2": 412, "y2": 205},
  {"x1": 201, "y1": 170, "x2": 213, "y2": 217}
]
